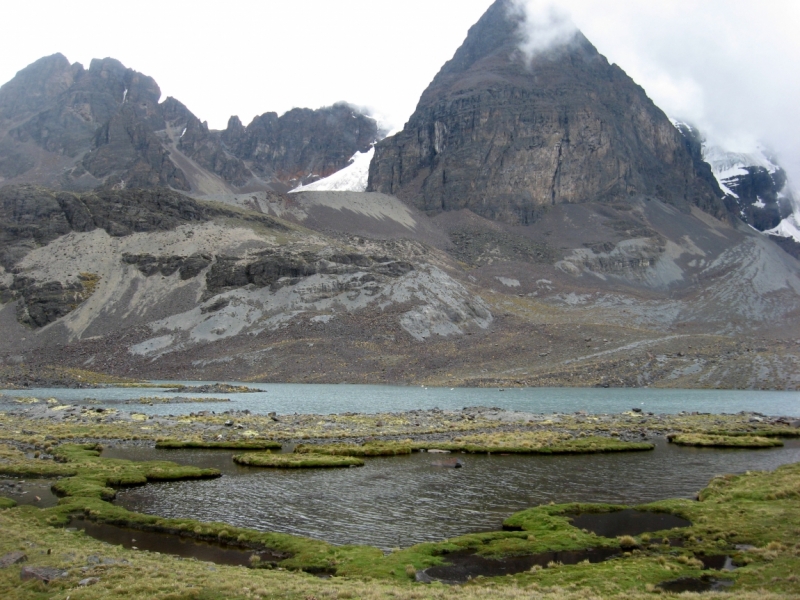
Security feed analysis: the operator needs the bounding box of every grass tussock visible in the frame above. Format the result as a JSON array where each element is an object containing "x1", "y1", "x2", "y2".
[
  {"x1": 233, "y1": 452, "x2": 364, "y2": 468},
  {"x1": 294, "y1": 440, "x2": 412, "y2": 456},
  {"x1": 669, "y1": 433, "x2": 784, "y2": 448},
  {"x1": 413, "y1": 432, "x2": 654, "y2": 454}
]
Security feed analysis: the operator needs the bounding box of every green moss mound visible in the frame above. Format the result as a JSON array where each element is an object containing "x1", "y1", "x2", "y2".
[
  {"x1": 233, "y1": 452, "x2": 364, "y2": 468},
  {"x1": 294, "y1": 440, "x2": 412, "y2": 456},
  {"x1": 0, "y1": 496, "x2": 16, "y2": 509},
  {"x1": 669, "y1": 433, "x2": 784, "y2": 448}
]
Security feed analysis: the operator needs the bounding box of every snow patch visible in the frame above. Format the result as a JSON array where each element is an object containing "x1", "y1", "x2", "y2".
[
  {"x1": 766, "y1": 212, "x2": 800, "y2": 244},
  {"x1": 290, "y1": 147, "x2": 374, "y2": 193}
]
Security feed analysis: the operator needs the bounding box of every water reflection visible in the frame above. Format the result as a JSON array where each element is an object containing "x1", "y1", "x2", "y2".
[{"x1": 106, "y1": 438, "x2": 800, "y2": 549}]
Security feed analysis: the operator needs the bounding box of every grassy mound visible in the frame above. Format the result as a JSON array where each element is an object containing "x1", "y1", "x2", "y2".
[
  {"x1": 0, "y1": 497, "x2": 16, "y2": 509},
  {"x1": 233, "y1": 452, "x2": 364, "y2": 468},
  {"x1": 669, "y1": 433, "x2": 784, "y2": 448},
  {"x1": 413, "y1": 432, "x2": 654, "y2": 454},
  {"x1": 294, "y1": 440, "x2": 412, "y2": 456},
  {"x1": 156, "y1": 440, "x2": 282, "y2": 450}
]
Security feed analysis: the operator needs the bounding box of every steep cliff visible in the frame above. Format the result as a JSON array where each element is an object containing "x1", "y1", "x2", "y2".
[
  {"x1": 368, "y1": 0, "x2": 725, "y2": 224},
  {"x1": 222, "y1": 103, "x2": 378, "y2": 188}
]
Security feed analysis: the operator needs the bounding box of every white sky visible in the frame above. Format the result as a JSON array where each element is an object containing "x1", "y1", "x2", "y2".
[{"x1": 1, "y1": 0, "x2": 798, "y2": 185}]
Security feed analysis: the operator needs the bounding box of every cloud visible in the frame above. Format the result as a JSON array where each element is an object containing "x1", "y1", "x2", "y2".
[
  {"x1": 507, "y1": 0, "x2": 800, "y2": 198},
  {"x1": 509, "y1": 1, "x2": 578, "y2": 59},
  {"x1": 555, "y1": 0, "x2": 800, "y2": 196}
]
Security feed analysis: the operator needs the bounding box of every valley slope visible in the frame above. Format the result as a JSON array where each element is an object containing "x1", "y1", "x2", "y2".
[{"x1": 1, "y1": 0, "x2": 799, "y2": 390}]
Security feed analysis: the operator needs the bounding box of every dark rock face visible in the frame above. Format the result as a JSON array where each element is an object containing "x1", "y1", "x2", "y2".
[
  {"x1": 723, "y1": 166, "x2": 792, "y2": 231},
  {"x1": 160, "y1": 98, "x2": 252, "y2": 187},
  {"x1": 368, "y1": 0, "x2": 725, "y2": 224},
  {"x1": 0, "y1": 55, "x2": 376, "y2": 192},
  {"x1": 122, "y1": 253, "x2": 213, "y2": 279},
  {"x1": 205, "y1": 250, "x2": 413, "y2": 295},
  {"x1": 0, "y1": 184, "x2": 285, "y2": 269},
  {"x1": 7, "y1": 273, "x2": 99, "y2": 328},
  {"x1": 223, "y1": 102, "x2": 379, "y2": 187}
]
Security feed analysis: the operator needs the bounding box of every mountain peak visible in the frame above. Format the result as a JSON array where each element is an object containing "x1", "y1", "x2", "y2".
[
  {"x1": 0, "y1": 53, "x2": 77, "y2": 120},
  {"x1": 368, "y1": 1, "x2": 725, "y2": 224}
]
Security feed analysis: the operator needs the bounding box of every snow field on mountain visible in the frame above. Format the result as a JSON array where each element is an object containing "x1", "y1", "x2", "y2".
[{"x1": 290, "y1": 148, "x2": 374, "y2": 193}]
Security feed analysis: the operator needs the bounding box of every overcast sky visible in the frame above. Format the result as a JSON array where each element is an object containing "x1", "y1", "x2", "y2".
[{"x1": 2, "y1": 0, "x2": 798, "y2": 186}]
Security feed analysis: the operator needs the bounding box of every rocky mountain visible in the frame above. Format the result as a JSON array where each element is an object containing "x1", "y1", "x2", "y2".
[
  {"x1": 0, "y1": 54, "x2": 379, "y2": 195},
  {"x1": 368, "y1": 0, "x2": 724, "y2": 224},
  {"x1": 1, "y1": 2, "x2": 800, "y2": 391}
]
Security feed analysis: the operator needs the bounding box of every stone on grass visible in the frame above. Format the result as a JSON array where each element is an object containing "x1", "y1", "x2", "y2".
[
  {"x1": 0, "y1": 551, "x2": 27, "y2": 567},
  {"x1": 20, "y1": 566, "x2": 68, "y2": 583}
]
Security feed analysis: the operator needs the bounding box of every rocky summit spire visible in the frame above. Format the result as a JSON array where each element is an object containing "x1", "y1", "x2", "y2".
[{"x1": 368, "y1": 0, "x2": 724, "y2": 224}]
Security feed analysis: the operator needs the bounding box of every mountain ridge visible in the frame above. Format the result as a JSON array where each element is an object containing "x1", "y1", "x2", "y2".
[{"x1": 0, "y1": 54, "x2": 379, "y2": 195}]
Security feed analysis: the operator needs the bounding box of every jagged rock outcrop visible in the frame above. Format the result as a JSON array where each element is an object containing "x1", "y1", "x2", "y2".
[
  {"x1": 0, "y1": 55, "x2": 377, "y2": 193},
  {"x1": 204, "y1": 250, "x2": 413, "y2": 296},
  {"x1": 368, "y1": 0, "x2": 725, "y2": 224},
  {"x1": 0, "y1": 184, "x2": 286, "y2": 269},
  {"x1": 160, "y1": 98, "x2": 252, "y2": 187},
  {"x1": 222, "y1": 103, "x2": 379, "y2": 187}
]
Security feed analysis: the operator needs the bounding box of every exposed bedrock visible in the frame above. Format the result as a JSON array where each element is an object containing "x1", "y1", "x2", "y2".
[{"x1": 368, "y1": 0, "x2": 724, "y2": 224}]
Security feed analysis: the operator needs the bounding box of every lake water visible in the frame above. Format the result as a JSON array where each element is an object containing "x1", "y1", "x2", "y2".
[
  {"x1": 5, "y1": 382, "x2": 799, "y2": 549},
  {"x1": 1, "y1": 383, "x2": 799, "y2": 416},
  {"x1": 106, "y1": 437, "x2": 800, "y2": 549}
]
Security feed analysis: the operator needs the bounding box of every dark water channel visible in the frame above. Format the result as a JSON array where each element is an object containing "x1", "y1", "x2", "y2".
[
  {"x1": 69, "y1": 516, "x2": 283, "y2": 566},
  {"x1": 103, "y1": 437, "x2": 800, "y2": 549},
  {"x1": 568, "y1": 509, "x2": 691, "y2": 537}
]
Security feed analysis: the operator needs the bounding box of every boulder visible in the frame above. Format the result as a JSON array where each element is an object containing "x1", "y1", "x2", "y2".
[
  {"x1": 0, "y1": 551, "x2": 27, "y2": 568},
  {"x1": 20, "y1": 566, "x2": 67, "y2": 583}
]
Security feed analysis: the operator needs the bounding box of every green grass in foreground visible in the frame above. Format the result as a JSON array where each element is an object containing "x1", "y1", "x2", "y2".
[
  {"x1": 294, "y1": 440, "x2": 413, "y2": 456},
  {"x1": 156, "y1": 440, "x2": 282, "y2": 450},
  {"x1": 0, "y1": 426, "x2": 799, "y2": 597},
  {"x1": 233, "y1": 452, "x2": 364, "y2": 468},
  {"x1": 669, "y1": 433, "x2": 784, "y2": 448}
]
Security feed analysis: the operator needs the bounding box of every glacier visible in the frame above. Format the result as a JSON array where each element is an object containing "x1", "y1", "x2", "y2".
[{"x1": 290, "y1": 147, "x2": 374, "y2": 193}]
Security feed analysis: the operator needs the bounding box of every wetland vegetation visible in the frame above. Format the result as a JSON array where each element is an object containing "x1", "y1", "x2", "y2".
[
  {"x1": 669, "y1": 433, "x2": 785, "y2": 448},
  {"x1": 233, "y1": 453, "x2": 365, "y2": 468},
  {"x1": 0, "y1": 397, "x2": 799, "y2": 598}
]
